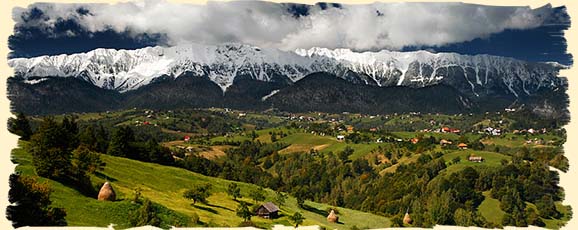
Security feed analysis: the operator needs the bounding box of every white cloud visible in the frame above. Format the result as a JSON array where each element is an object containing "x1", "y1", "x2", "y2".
[{"x1": 12, "y1": 0, "x2": 555, "y2": 51}]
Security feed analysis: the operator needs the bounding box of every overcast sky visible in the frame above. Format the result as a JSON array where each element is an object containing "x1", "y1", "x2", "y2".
[{"x1": 8, "y1": 0, "x2": 572, "y2": 65}]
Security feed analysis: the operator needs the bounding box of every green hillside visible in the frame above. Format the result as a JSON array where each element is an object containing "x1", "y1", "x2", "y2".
[{"x1": 11, "y1": 141, "x2": 391, "y2": 229}]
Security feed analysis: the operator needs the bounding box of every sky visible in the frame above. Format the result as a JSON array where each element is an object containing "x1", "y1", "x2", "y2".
[{"x1": 8, "y1": 0, "x2": 573, "y2": 65}]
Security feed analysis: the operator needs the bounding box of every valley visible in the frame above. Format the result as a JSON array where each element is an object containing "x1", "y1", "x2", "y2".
[{"x1": 7, "y1": 107, "x2": 572, "y2": 229}]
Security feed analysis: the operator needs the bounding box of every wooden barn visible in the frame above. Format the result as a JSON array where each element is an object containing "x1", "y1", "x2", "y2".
[{"x1": 255, "y1": 202, "x2": 279, "y2": 219}]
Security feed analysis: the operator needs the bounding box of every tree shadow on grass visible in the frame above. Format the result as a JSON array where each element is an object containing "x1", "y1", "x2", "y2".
[
  {"x1": 192, "y1": 204, "x2": 218, "y2": 214},
  {"x1": 206, "y1": 203, "x2": 233, "y2": 211},
  {"x1": 94, "y1": 171, "x2": 118, "y2": 182},
  {"x1": 302, "y1": 204, "x2": 328, "y2": 217},
  {"x1": 300, "y1": 205, "x2": 344, "y2": 224}
]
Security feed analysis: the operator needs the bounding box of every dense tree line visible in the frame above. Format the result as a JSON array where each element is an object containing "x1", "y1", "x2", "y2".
[
  {"x1": 164, "y1": 138, "x2": 565, "y2": 228},
  {"x1": 106, "y1": 125, "x2": 174, "y2": 165},
  {"x1": 27, "y1": 116, "x2": 104, "y2": 195},
  {"x1": 6, "y1": 174, "x2": 67, "y2": 227}
]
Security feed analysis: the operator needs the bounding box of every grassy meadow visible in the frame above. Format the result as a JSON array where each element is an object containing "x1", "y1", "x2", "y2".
[{"x1": 11, "y1": 141, "x2": 391, "y2": 229}]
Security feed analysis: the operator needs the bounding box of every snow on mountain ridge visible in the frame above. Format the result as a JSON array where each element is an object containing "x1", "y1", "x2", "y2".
[{"x1": 8, "y1": 43, "x2": 564, "y2": 97}]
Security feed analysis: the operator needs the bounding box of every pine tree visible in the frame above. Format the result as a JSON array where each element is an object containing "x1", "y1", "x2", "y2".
[
  {"x1": 107, "y1": 126, "x2": 135, "y2": 157},
  {"x1": 95, "y1": 124, "x2": 109, "y2": 153},
  {"x1": 274, "y1": 191, "x2": 287, "y2": 208},
  {"x1": 61, "y1": 116, "x2": 79, "y2": 150},
  {"x1": 250, "y1": 187, "x2": 266, "y2": 203},
  {"x1": 130, "y1": 199, "x2": 161, "y2": 227},
  {"x1": 290, "y1": 212, "x2": 304, "y2": 227},
  {"x1": 29, "y1": 117, "x2": 72, "y2": 179},
  {"x1": 453, "y1": 208, "x2": 475, "y2": 226},
  {"x1": 236, "y1": 201, "x2": 252, "y2": 222},
  {"x1": 227, "y1": 183, "x2": 242, "y2": 201},
  {"x1": 71, "y1": 145, "x2": 105, "y2": 190},
  {"x1": 6, "y1": 174, "x2": 67, "y2": 227},
  {"x1": 8, "y1": 112, "x2": 33, "y2": 140},
  {"x1": 78, "y1": 125, "x2": 97, "y2": 151},
  {"x1": 536, "y1": 194, "x2": 559, "y2": 218}
]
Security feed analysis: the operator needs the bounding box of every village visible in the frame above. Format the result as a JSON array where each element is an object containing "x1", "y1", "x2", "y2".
[{"x1": 161, "y1": 107, "x2": 561, "y2": 167}]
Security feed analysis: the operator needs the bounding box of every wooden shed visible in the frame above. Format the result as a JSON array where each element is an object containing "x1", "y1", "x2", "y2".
[{"x1": 255, "y1": 202, "x2": 279, "y2": 219}]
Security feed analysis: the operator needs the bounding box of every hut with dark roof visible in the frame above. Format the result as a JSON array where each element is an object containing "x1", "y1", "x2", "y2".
[
  {"x1": 97, "y1": 182, "x2": 116, "y2": 201},
  {"x1": 255, "y1": 202, "x2": 279, "y2": 219}
]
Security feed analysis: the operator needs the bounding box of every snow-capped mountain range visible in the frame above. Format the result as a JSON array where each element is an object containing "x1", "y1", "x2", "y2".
[{"x1": 8, "y1": 43, "x2": 566, "y2": 98}]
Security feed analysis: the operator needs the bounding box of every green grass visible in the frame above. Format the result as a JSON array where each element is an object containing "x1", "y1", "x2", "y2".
[
  {"x1": 440, "y1": 150, "x2": 511, "y2": 175},
  {"x1": 276, "y1": 132, "x2": 387, "y2": 160},
  {"x1": 481, "y1": 133, "x2": 563, "y2": 148},
  {"x1": 214, "y1": 130, "x2": 387, "y2": 160},
  {"x1": 11, "y1": 141, "x2": 390, "y2": 229},
  {"x1": 542, "y1": 202, "x2": 573, "y2": 229},
  {"x1": 478, "y1": 191, "x2": 505, "y2": 225},
  {"x1": 478, "y1": 191, "x2": 572, "y2": 229},
  {"x1": 391, "y1": 132, "x2": 460, "y2": 140},
  {"x1": 11, "y1": 144, "x2": 142, "y2": 228}
]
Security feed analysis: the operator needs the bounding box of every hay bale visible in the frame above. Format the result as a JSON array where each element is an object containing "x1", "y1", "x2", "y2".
[
  {"x1": 327, "y1": 209, "x2": 339, "y2": 223},
  {"x1": 403, "y1": 212, "x2": 412, "y2": 225},
  {"x1": 98, "y1": 182, "x2": 116, "y2": 201}
]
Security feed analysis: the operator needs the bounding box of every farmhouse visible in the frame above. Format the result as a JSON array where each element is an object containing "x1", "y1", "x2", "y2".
[
  {"x1": 458, "y1": 143, "x2": 468, "y2": 150},
  {"x1": 255, "y1": 202, "x2": 279, "y2": 219},
  {"x1": 440, "y1": 139, "x2": 453, "y2": 146},
  {"x1": 347, "y1": 126, "x2": 354, "y2": 133},
  {"x1": 441, "y1": 127, "x2": 461, "y2": 133},
  {"x1": 410, "y1": 138, "x2": 420, "y2": 144},
  {"x1": 337, "y1": 135, "x2": 345, "y2": 141},
  {"x1": 484, "y1": 127, "x2": 501, "y2": 136},
  {"x1": 468, "y1": 154, "x2": 484, "y2": 162}
]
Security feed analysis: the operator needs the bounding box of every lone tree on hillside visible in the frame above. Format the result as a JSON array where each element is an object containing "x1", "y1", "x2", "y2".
[
  {"x1": 227, "y1": 183, "x2": 242, "y2": 201},
  {"x1": 183, "y1": 183, "x2": 212, "y2": 205},
  {"x1": 236, "y1": 201, "x2": 252, "y2": 222},
  {"x1": 290, "y1": 212, "x2": 305, "y2": 227},
  {"x1": 250, "y1": 187, "x2": 266, "y2": 203},
  {"x1": 274, "y1": 191, "x2": 287, "y2": 208}
]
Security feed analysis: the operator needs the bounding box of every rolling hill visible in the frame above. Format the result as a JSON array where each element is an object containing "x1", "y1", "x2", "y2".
[{"x1": 11, "y1": 141, "x2": 391, "y2": 229}]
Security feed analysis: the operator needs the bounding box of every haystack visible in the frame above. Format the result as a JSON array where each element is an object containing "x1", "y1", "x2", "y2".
[
  {"x1": 327, "y1": 209, "x2": 339, "y2": 223},
  {"x1": 98, "y1": 182, "x2": 116, "y2": 201},
  {"x1": 403, "y1": 212, "x2": 413, "y2": 225}
]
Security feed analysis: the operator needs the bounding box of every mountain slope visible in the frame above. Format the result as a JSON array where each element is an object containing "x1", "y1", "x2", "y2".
[
  {"x1": 267, "y1": 72, "x2": 475, "y2": 114},
  {"x1": 8, "y1": 71, "x2": 568, "y2": 117},
  {"x1": 9, "y1": 43, "x2": 566, "y2": 100},
  {"x1": 7, "y1": 76, "x2": 122, "y2": 115}
]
